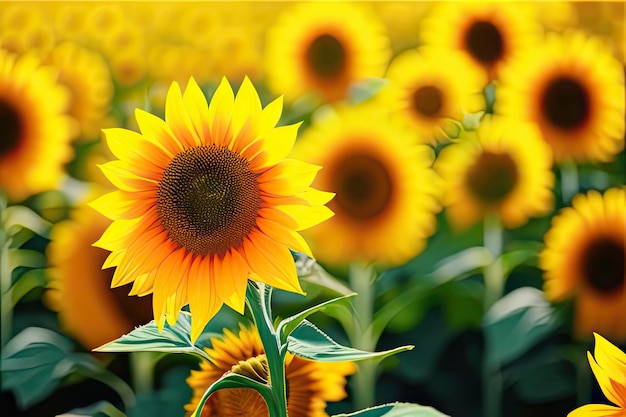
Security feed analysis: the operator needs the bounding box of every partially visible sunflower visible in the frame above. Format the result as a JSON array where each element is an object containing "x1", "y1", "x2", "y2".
[
  {"x1": 291, "y1": 103, "x2": 440, "y2": 267},
  {"x1": 420, "y1": 2, "x2": 540, "y2": 82},
  {"x1": 380, "y1": 47, "x2": 487, "y2": 145},
  {"x1": 264, "y1": 2, "x2": 391, "y2": 103},
  {"x1": 497, "y1": 31, "x2": 625, "y2": 163},
  {"x1": 0, "y1": 48, "x2": 74, "y2": 201},
  {"x1": 90, "y1": 77, "x2": 333, "y2": 343},
  {"x1": 540, "y1": 188, "x2": 626, "y2": 341},
  {"x1": 568, "y1": 333, "x2": 626, "y2": 417},
  {"x1": 184, "y1": 324, "x2": 355, "y2": 417},
  {"x1": 45, "y1": 200, "x2": 153, "y2": 350},
  {"x1": 435, "y1": 116, "x2": 554, "y2": 230}
]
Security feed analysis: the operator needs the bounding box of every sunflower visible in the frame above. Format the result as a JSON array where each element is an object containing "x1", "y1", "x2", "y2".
[
  {"x1": 434, "y1": 116, "x2": 554, "y2": 230},
  {"x1": 184, "y1": 324, "x2": 355, "y2": 417},
  {"x1": 264, "y1": 2, "x2": 391, "y2": 103},
  {"x1": 420, "y1": 2, "x2": 540, "y2": 82},
  {"x1": 291, "y1": 103, "x2": 440, "y2": 267},
  {"x1": 540, "y1": 188, "x2": 626, "y2": 341},
  {"x1": 0, "y1": 48, "x2": 74, "y2": 201},
  {"x1": 45, "y1": 41, "x2": 114, "y2": 141},
  {"x1": 380, "y1": 47, "x2": 487, "y2": 145},
  {"x1": 497, "y1": 31, "x2": 625, "y2": 163},
  {"x1": 90, "y1": 77, "x2": 333, "y2": 343},
  {"x1": 45, "y1": 201, "x2": 153, "y2": 350},
  {"x1": 568, "y1": 333, "x2": 626, "y2": 417}
]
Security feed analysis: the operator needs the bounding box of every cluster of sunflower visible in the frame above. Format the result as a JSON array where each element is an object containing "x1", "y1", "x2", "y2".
[{"x1": 1, "y1": 2, "x2": 625, "y2": 417}]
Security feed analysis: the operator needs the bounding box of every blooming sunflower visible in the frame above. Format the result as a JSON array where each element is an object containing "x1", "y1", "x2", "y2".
[
  {"x1": 45, "y1": 201, "x2": 153, "y2": 350},
  {"x1": 420, "y1": 2, "x2": 540, "y2": 82},
  {"x1": 380, "y1": 47, "x2": 487, "y2": 145},
  {"x1": 90, "y1": 77, "x2": 333, "y2": 343},
  {"x1": 264, "y1": 2, "x2": 391, "y2": 103},
  {"x1": 291, "y1": 103, "x2": 440, "y2": 267},
  {"x1": 568, "y1": 333, "x2": 626, "y2": 417},
  {"x1": 434, "y1": 116, "x2": 554, "y2": 230},
  {"x1": 0, "y1": 48, "x2": 74, "y2": 201},
  {"x1": 497, "y1": 31, "x2": 625, "y2": 163},
  {"x1": 184, "y1": 324, "x2": 355, "y2": 417},
  {"x1": 540, "y1": 188, "x2": 626, "y2": 341}
]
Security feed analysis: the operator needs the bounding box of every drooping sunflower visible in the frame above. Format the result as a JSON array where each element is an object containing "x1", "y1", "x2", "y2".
[
  {"x1": 497, "y1": 31, "x2": 625, "y2": 163},
  {"x1": 540, "y1": 188, "x2": 626, "y2": 341},
  {"x1": 435, "y1": 116, "x2": 554, "y2": 230},
  {"x1": 90, "y1": 77, "x2": 333, "y2": 343},
  {"x1": 264, "y1": 2, "x2": 391, "y2": 103},
  {"x1": 380, "y1": 47, "x2": 487, "y2": 145},
  {"x1": 568, "y1": 333, "x2": 626, "y2": 417},
  {"x1": 45, "y1": 201, "x2": 153, "y2": 350},
  {"x1": 0, "y1": 48, "x2": 74, "y2": 201},
  {"x1": 291, "y1": 103, "x2": 441, "y2": 267},
  {"x1": 184, "y1": 324, "x2": 355, "y2": 417},
  {"x1": 420, "y1": 2, "x2": 540, "y2": 82}
]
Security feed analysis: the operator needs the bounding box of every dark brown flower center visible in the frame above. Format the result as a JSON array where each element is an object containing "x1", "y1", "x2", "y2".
[
  {"x1": 541, "y1": 77, "x2": 590, "y2": 130},
  {"x1": 412, "y1": 85, "x2": 443, "y2": 118},
  {"x1": 0, "y1": 99, "x2": 23, "y2": 157},
  {"x1": 464, "y1": 20, "x2": 504, "y2": 65},
  {"x1": 306, "y1": 34, "x2": 346, "y2": 79},
  {"x1": 156, "y1": 146, "x2": 261, "y2": 257},
  {"x1": 465, "y1": 152, "x2": 519, "y2": 203},
  {"x1": 581, "y1": 237, "x2": 625, "y2": 294},
  {"x1": 332, "y1": 153, "x2": 393, "y2": 219}
]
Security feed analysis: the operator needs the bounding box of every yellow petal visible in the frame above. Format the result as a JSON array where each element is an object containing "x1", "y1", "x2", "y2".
[
  {"x1": 567, "y1": 403, "x2": 625, "y2": 417},
  {"x1": 275, "y1": 204, "x2": 335, "y2": 231},
  {"x1": 231, "y1": 76, "x2": 262, "y2": 144},
  {"x1": 249, "y1": 122, "x2": 301, "y2": 170},
  {"x1": 166, "y1": 80, "x2": 201, "y2": 148},
  {"x1": 187, "y1": 256, "x2": 221, "y2": 343},
  {"x1": 134, "y1": 108, "x2": 183, "y2": 157},
  {"x1": 183, "y1": 77, "x2": 210, "y2": 145},
  {"x1": 208, "y1": 77, "x2": 234, "y2": 146},
  {"x1": 588, "y1": 351, "x2": 623, "y2": 407}
]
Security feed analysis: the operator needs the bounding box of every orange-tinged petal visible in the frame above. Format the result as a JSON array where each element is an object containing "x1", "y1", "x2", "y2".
[
  {"x1": 134, "y1": 108, "x2": 183, "y2": 157},
  {"x1": 98, "y1": 160, "x2": 158, "y2": 192},
  {"x1": 568, "y1": 403, "x2": 625, "y2": 417},
  {"x1": 223, "y1": 249, "x2": 249, "y2": 314},
  {"x1": 256, "y1": 217, "x2": 313, "y2": 257},
  {"x1": 187, "y1": 256, "x2": 221, "y2": 343},
  {"x1": 103, "y1": 127, "x2": 170, "y2": 172},
  {"x1": 588, "y1": 351, "x2": 624, "y2": 407},
  {"x1": 90, "y1": 190, "x2": 155, "y2": 220}
]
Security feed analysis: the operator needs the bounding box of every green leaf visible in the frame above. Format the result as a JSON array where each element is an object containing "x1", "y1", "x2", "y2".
[
  {"x1": 297, "y1": 259, "x2": 353, "y2": 296},
  {"x1": 277, "y1": 293, "x2": 356, "y2": 344},
  {"x1": 331, "y1": 402, "x2": 449, "y2": 417},
  {"x1": 8, "y1": 248, "x2": 47, "y2": 271},
  {"x1": 426, "y1": 246, "x2": 492, "y2": 283},
  {"x1": 483, "y1": 287, "x2": 560, "y2": 368},
  {"x1": 94, "y1": 312, "x2": 210, "y2": 361},
  {"x1": 287, "y1": 321, "x2": 412, "y2": 362},
  {"x1": 9, "y1": 268, "x2": 47, "y2": 306},
  {"x1": 498, "y1": 242, "x2": 542, "y2": 277},
  {"x1": 56, "y1": 401, "x2": 127, "y2": 417},
  {"x1": 1, "y1": 205, "x2": 52, "y2": 238},
  {"x1": 348, "y1": 77, "x2": 387, "y2": 104}
]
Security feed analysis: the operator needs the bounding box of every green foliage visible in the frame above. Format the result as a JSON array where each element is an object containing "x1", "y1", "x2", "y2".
[
  {"x1": 57, "y1": 401, "x2": 127, "y2": 417},
  {"x1": 331, "y1": 402, "x2": 449, "y2": 417}
]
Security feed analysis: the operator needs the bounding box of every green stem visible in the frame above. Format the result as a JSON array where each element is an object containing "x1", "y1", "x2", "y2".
[
  {"x1": 245, "y1": 282, "x2": 288, "y2": 417},
  {"x1": 348, "y1": 263, "x2": 377, "y2": 409},
  {"x1": 560, "y1": 159, "x2": 579, "y2": 205},
  {"x1": 130, "y1": 352, "x2": 155, "y2": 394},
  {"x1": 482, "y1": 214, "x2": 504, "y2": 417}
]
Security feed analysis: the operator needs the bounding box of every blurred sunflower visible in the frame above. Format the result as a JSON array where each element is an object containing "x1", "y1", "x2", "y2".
[
  {"x1": 264, "y1": 2, "x2": 390, "y2": 103},
  {"x1": 0, "y1": 48, "x2": 74, "y2": 201},
  {"x1": 292, "y1": 103, "x2": 440, "y2": 267},
  {"x1": 380, "y1": 47, "x2": 487, "y2": 145},
  {"x1": 497, "y1": 31, "x2": 625, "y2": 163},
  {"x1": 45, "y1": 201, "x2": 153, "y2": 350},
  {"x1": 435, "y1": 117, "x2": 554, "y2": 230},
  {"x1": 184, "y1": 324, "x2": 355, "y2": 417},
  {"x1": 568, "y1": 333, "x2": 626, "y2": 417},
  {"x1": 420, "y1": 2, "x2": 539, "y2": 82},
  {"x1": 90, "y1": 77, "x2": 333, "y2": 342},
  {"x1": 540, "y1": 188, "x2": 626, "y2": 341},
  {"x1": 45, "y1": 41, "x2": 114, "y2": 140}
]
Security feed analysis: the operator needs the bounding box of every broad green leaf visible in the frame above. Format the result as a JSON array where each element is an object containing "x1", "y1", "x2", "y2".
[
  {"x1": 1, "y1": 205, "x2": 52, "y2": 238},
  {"x1": 348, "y1": 77, "x2": 387, "y2": 104},
  {"x1": 426, "y1": 246, "x2": 492, "y2": 283},
  {"x1": 9, "y1": 268, "x2": 47, "y2": 306},
  {"x1": 277, "y1": 293, "x2": 356, "y2": 344},
  {"x1": 298, "y1": 260, "x2": 353, "y2": 296},
  {"x1": 287, "y1": 321, "x2": 412, "y2": 362},
  {"x1": 56, "y1": 401, "x2": 127, "y2": 417},
  {"x1": 8, "y1": 249, "x2": 47, "y2": 271},
  {"x1": 483, "y1": 287, "x2": 560, "y2": 368},
  {"x1": 95, "y1": 313, "x2": 210, "y2": 361},
  {"x1": 498, "y1": 242, "x2": 542, "y2": 277},
  {"x1": 331, "y1": 402, "x2": 449, "y2": 417}
]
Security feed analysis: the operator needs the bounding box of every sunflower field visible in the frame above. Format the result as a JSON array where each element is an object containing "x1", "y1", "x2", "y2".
[{"x1": 0, "y1": 2, "x2": 624, "y2": 417}]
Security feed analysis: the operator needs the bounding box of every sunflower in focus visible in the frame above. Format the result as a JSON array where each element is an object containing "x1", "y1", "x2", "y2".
[
  {"x1": 420, "y1": 2, "x2": 539, "y2": 82},
  {"x1": 292, "y1": 103, "x2": 440, "y2": 267},
  {"x1": 264, "y1": 2, "x2": 391, "y2": 103},
  {"x1": 568, "y1": 333, "x2": 626, "y2": 417},
  {"x1": 184, "y1": 324, "x2": 355, "y2": 417},
  {"x1": 0, "y1": 48, "x2": 74, "y2": 201},
  {"x1": 380, "y1": 47, "x2": 487, "y2": 145},
  {"x1": 90, "y1": 77, "x2": 333, "y2": 343},
  {"x1": 45, "y1": 201, "x2": 153, "y2": 350},
  {"x1": 540, "y1": 188, "x2": 626, "y2": 341},
  {"x1": 497, "y1": 31, "x2": 625, "y2": 163},
  {"x1": 435, "y1": 117, "x2": 554, "y2": 230}
]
